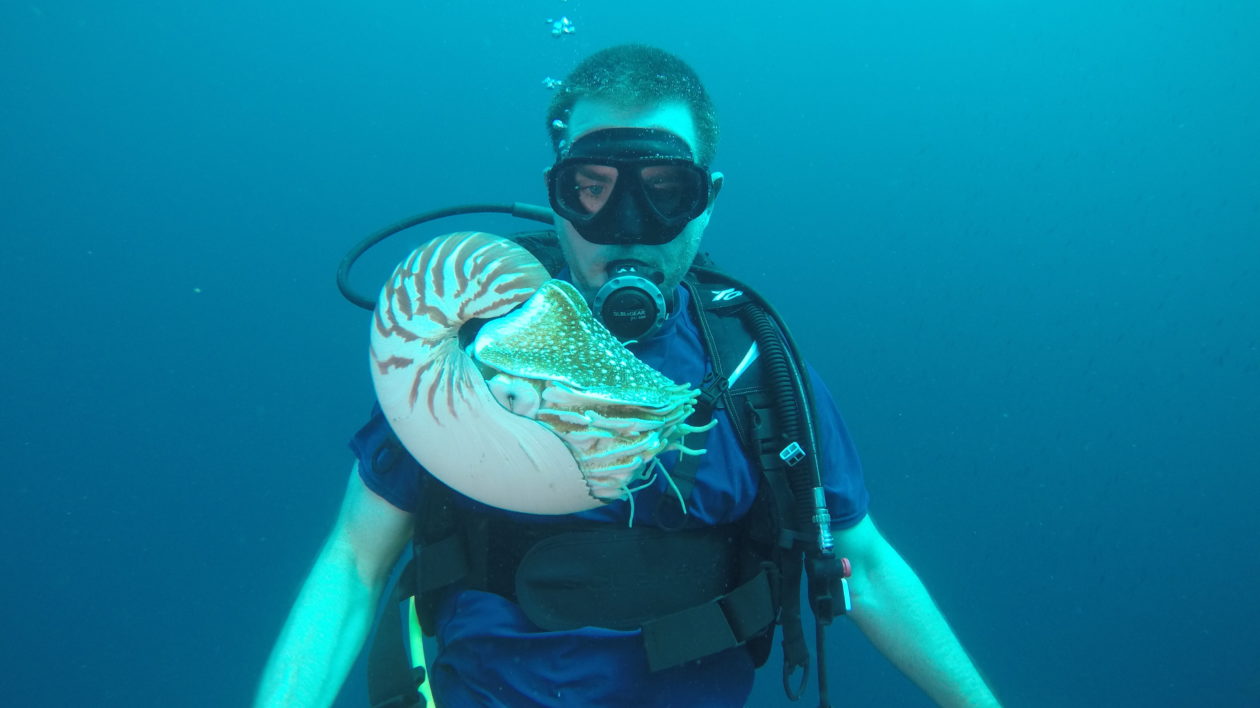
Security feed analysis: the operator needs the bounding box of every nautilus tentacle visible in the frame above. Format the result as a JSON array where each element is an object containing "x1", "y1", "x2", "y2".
[
  {"x1": 473, "y1": 278, "x2": 716, "y2": 502},
  {"x1": 371, "y1": 231, "x2": 714, "y2": 515}
]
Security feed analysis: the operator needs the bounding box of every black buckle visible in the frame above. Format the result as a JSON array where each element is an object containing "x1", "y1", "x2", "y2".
[{"x1": 687, "y1": 371, "x2": 728, "y2": 424}]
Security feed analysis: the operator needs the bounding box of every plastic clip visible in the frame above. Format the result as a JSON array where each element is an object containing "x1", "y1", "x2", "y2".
[
  {"x1": 779, "y1": 441, "x2": 805, "y2": 466},
  {"x1": 699, "y1": 371, "x2": 729, "y2": 406}
]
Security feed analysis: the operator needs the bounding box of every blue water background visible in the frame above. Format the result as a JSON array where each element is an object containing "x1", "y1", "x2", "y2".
[{"x1": 3, "y1": 1, "x2": 1257, "y2": 705}]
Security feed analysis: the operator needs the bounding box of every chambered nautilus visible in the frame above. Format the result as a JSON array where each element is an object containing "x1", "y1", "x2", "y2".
[{"x1": 370, "y1": 231, "x2": 713, "y2": 515}]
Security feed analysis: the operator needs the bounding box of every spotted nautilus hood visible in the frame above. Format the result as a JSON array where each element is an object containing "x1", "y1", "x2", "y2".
[{"x1": 369, "y1": 231, "x2": 712, "y2": 515}]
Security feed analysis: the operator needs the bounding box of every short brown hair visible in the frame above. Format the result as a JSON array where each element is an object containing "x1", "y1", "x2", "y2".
[{"x1": 546, "y1": 45, "x2": 719, "y2": 166}]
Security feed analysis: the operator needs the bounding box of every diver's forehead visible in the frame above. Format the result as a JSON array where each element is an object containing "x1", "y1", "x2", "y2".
[{"x1": 565, "y1": 99, "x2": 700, "y2": 156}]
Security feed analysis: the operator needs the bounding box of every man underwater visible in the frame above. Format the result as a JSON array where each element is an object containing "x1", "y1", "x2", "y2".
[{"x1": 256, "y1": 44, "x2": 1001, "y2": 707}]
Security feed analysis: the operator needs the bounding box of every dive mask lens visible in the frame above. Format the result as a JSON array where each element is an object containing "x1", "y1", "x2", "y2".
[
  {"x1": 551, "y1": 162, "x2": 707, "y2": 222},
  {"x1": 547, "y1": 128, "x2": 711, "y2": 246},
  {"x1": 550, "y1": 162, "x2": 621, "y2": 221},
  {"x1": 637, "y1": 163, "x2": 708, "y2": 221}
]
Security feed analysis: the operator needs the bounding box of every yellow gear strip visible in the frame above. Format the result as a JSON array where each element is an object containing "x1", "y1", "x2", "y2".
[{"x1": 406, "y1": 596, "x2": 436, "y2": 707}]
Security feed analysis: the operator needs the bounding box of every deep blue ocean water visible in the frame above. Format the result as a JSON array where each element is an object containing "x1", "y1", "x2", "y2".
[{"x1": 3, "y1": 1, "x2": 1257, "y2": 706}]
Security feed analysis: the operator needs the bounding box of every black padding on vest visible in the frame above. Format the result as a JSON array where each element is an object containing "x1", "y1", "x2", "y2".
[
  {"x1": 413, "y1": 533, "x2": 468, "y2": 593},
  {"x1": 722, "y1": 568, "x2": 777, "y2": 638},
  {"x1": 641, "y1": 568, "x2": 777, "y2": 671},
  {"x1": 644, "y1": 600, "x2": 736, "y2": 671},
  {"x1": 515, "y1": 525, "x2": 739, "y2": 632}
]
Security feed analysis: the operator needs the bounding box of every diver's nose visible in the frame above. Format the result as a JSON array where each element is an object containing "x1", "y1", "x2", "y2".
[{"x1": 607, "y1": 188, "x2": 649, "y2": 244}]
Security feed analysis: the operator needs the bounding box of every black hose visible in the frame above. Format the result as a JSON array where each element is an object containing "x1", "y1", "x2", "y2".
[
  {"x1": 336, "y1": 202, "x2": 554, "y2": 310},
  {"x1": 691, "y1": 265, "x2": 837, "y2": 708},
  {"x1": 743, "y1": 310, "x2": 815, "y2": 531},
  {"x1": 817, "y1": 620, "x2": 831, "y2": 708},
  {"x1": 685, "y1": 264, "x2": 831, "y2": 519}
]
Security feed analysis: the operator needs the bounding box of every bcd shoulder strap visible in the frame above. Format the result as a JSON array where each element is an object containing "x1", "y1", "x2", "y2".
[
  {"x1": 683, "y1": 267, "x2": 814, "y2": 679},
  {"x1": 682, "y1": 270, "x2": 799, "y2": 552}
]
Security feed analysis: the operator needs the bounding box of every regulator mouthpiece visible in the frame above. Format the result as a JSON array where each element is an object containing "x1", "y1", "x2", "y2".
[{"x1": 592, "y1": 260, "x2": 667, "y2": 342}]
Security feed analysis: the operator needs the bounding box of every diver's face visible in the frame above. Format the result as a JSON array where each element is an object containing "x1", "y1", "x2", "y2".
[{"x1": 553, "y1": 99, "x2": 719, "y2": 304}]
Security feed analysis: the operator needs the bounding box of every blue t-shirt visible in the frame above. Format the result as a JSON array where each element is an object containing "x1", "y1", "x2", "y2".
[{"x1": 351, "y1": 285, "x2": 869, "y2": 707}]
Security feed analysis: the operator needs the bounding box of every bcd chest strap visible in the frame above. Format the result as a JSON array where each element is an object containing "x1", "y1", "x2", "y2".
[{"x1": 515, "y1": 524, "x2": 778, "y2": 671}]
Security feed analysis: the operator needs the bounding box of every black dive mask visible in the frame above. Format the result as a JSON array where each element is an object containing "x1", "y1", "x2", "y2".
[
  {"x1": 548, "y1": 128, "x2": 711, "y2": 245},
  {"x1": 592, "y1": 260, "x2": 669, "y2": 341}
]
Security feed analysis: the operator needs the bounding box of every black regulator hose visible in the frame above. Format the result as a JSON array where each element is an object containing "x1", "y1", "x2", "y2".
[
  {"x1": 337, "y1": 202, "x2": 554, "y2": 310},
  {"x1": 690, "y1": 265, "x2": 837, "y2": 708},
  {"x1": 689, "y1": 267, "x2": 828, "y2": 527}
]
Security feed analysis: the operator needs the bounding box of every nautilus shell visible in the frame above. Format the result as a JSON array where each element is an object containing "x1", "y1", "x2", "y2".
[{"x1": 370, "y1": 231, "x2": 712, "y2": 515}]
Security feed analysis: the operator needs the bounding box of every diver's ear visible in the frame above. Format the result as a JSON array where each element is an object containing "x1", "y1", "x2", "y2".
[{"x1": 707, "y1": 171, "x2": 725, "y2": 210}]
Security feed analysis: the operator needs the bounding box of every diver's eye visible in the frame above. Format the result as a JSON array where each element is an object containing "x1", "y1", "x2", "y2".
[
  {"x1": 640, "y1": 165, "x2": 701, "y2": 218},
  {"x1": 569, "y1": 164, "x2": 618, "y2": 215}
]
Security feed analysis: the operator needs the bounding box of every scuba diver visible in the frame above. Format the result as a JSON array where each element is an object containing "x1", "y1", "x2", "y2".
[{"x1": 255, "y1": 44, "x2": 1001, "y2": 708}]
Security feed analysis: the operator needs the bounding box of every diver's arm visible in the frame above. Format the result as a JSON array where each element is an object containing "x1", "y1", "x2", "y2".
[
  {"x1": 255, "y1": 464, "x2": 413, "y2": 708},
  {"x1": 835, "y1": 515, "x2": 1001, "y2": 708}
]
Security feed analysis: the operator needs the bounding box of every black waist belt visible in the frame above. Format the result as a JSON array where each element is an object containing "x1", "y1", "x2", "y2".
[{"x1": 415, "y1": 521, "x2": 779, "y2": 671}]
